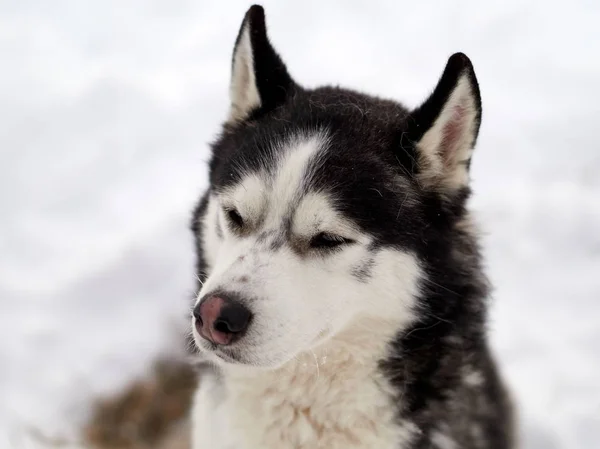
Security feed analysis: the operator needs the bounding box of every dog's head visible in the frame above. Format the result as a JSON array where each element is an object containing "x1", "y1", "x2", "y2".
[{"x1": 191, "y1": 5, "x2": 482, "y2": 369}]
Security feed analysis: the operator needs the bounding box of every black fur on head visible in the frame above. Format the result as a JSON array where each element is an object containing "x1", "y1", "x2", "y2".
[{"x1": 197, "y1": 5, "x2": 487, "y2": 291}]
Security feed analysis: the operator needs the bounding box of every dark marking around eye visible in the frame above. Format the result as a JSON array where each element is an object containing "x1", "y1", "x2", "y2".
[
  {"x1": 310, "y1": 232, "x2": 354, "y2": 250},
  {"x1": 227, "y1": 208, "x2": 244, "y2": 228}
]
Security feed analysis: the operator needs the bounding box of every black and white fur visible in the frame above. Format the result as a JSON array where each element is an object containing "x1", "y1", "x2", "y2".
[{"x1": 189, "y1": 5, "x2": 514, "y2": 449}]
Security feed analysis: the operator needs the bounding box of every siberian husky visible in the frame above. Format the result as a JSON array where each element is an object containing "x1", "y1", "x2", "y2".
[{"x1": 189, "y1": 5, "x2": 514, "y2": 449}]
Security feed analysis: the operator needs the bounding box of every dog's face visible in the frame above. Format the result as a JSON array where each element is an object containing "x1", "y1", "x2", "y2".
[
  {"x1": 191, "y1": 5, "x2": 482, "y2": 369},
  {"x1": 194, "y1": 132, "x2": 424, "y2": 368}
]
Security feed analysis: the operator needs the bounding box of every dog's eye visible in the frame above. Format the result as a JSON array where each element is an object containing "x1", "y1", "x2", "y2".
[
  {"x1": 310, "y1": 232, "x2": 354, "y2": 250},
  {"x1": 226, "y1": 208, "x2": 244, "y2": 228}
]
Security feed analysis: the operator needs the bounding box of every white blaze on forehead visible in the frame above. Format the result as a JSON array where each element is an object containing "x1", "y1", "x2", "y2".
[
  {"x1": 267, "y1": 132, "x2": 328, "y2": 223},
  {"x1": 223, "y1": 132, "x2": 329, "y2": 228}
]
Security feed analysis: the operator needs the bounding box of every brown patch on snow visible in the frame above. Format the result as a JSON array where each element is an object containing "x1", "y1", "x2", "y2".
[{"x1": 84, "y1": 358, "x2": 197, "y2": 449}]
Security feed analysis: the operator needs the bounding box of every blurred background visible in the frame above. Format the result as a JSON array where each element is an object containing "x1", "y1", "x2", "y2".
[{"x1": 1, "y1": 1, "x2": 599, "y2": 448}]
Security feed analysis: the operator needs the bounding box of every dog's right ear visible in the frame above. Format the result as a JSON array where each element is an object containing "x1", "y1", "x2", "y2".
[{"x1": 228, "y1": 5, "x2": 296, "y2": 122}]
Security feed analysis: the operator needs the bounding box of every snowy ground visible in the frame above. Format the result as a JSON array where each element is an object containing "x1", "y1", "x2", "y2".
[{"x1": 1, "y1": 1, "x2": 599, "y2": 448}]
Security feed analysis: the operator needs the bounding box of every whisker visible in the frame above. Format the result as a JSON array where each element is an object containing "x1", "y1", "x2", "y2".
[
  {"x1": 194, "y1": 273, "x2": 205, "y2": 286},
  {"x1": 396, "y1": 193, "x2": 409, "y2": 220},
  {"x1": 403, "y1": 319, "x2": 443, "y2": 339},
  {"x1": 310, "y1": 349, "x2": 320, "y2": 379},
  {"x1": 421, "y1": 277, "x2": 460, "y2": 296}
]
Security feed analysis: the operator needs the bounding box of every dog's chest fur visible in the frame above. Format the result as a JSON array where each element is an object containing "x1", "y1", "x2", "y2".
[{"x1": 192, "y1": 322, "x2": 416, "y2": 449}]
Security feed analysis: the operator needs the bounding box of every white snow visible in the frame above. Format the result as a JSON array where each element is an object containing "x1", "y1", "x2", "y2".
[{"x1": 1, "y1": 1, "x2": 599, "y2": 448}]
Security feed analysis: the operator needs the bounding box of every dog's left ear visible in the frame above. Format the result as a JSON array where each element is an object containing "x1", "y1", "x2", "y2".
[
  {"x1": 405, "y1": 53, "x2": 482, "y2": 193},
  {"x1": 228, "y1": 5, "x2": 296, "y2": 122}
]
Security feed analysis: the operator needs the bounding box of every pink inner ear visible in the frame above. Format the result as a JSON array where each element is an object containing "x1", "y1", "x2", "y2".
[{"x1": 441, "y1": 102, "x2": 468, "y2": 163}]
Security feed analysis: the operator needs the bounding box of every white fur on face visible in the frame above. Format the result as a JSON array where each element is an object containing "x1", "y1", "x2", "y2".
[
  {"x1": 193, "y1": 132, "x2": 422, "y2": 369},
  {"x1": 417, "y1": 74, "x2": 478, "y2": 191},
  {"x1": 228, "y1": 22, "x2": 261, "y2": 122}
]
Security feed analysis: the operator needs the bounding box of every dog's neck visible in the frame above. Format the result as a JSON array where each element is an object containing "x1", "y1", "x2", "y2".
[{"x1": 202, "y1": 315, "x2": 419, "y2": 449}]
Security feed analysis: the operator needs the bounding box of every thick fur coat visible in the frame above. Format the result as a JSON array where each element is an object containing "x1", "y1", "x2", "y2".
[{"x1": 188, "y1": 5, "x2": 514, "y2": 449}]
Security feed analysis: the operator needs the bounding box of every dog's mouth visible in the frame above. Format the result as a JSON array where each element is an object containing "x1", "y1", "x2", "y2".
[
  {"x1": 212, "y1": 348, "x2": 243, "y2": 364},
  {"x1": 193, "y1": 333, "x2": 246, "y2": 365}
]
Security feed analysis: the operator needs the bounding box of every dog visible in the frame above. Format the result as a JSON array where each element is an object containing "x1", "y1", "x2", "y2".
[{"x1": 188, "y1": 5, "x2": 514, "y2": 449}]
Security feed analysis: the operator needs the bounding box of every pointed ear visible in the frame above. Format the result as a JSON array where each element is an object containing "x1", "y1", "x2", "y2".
[
  {"x1": 228, "y1": 5, "x2": 296, "y2": 122},
  {"x1": 406, "y1": 53, "x2": 482, "y2": 193}
]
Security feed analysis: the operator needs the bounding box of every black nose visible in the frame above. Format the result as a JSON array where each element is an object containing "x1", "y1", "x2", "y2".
[{"x1": 193, "y1": 293, "x2": 252, "y2": 345}]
